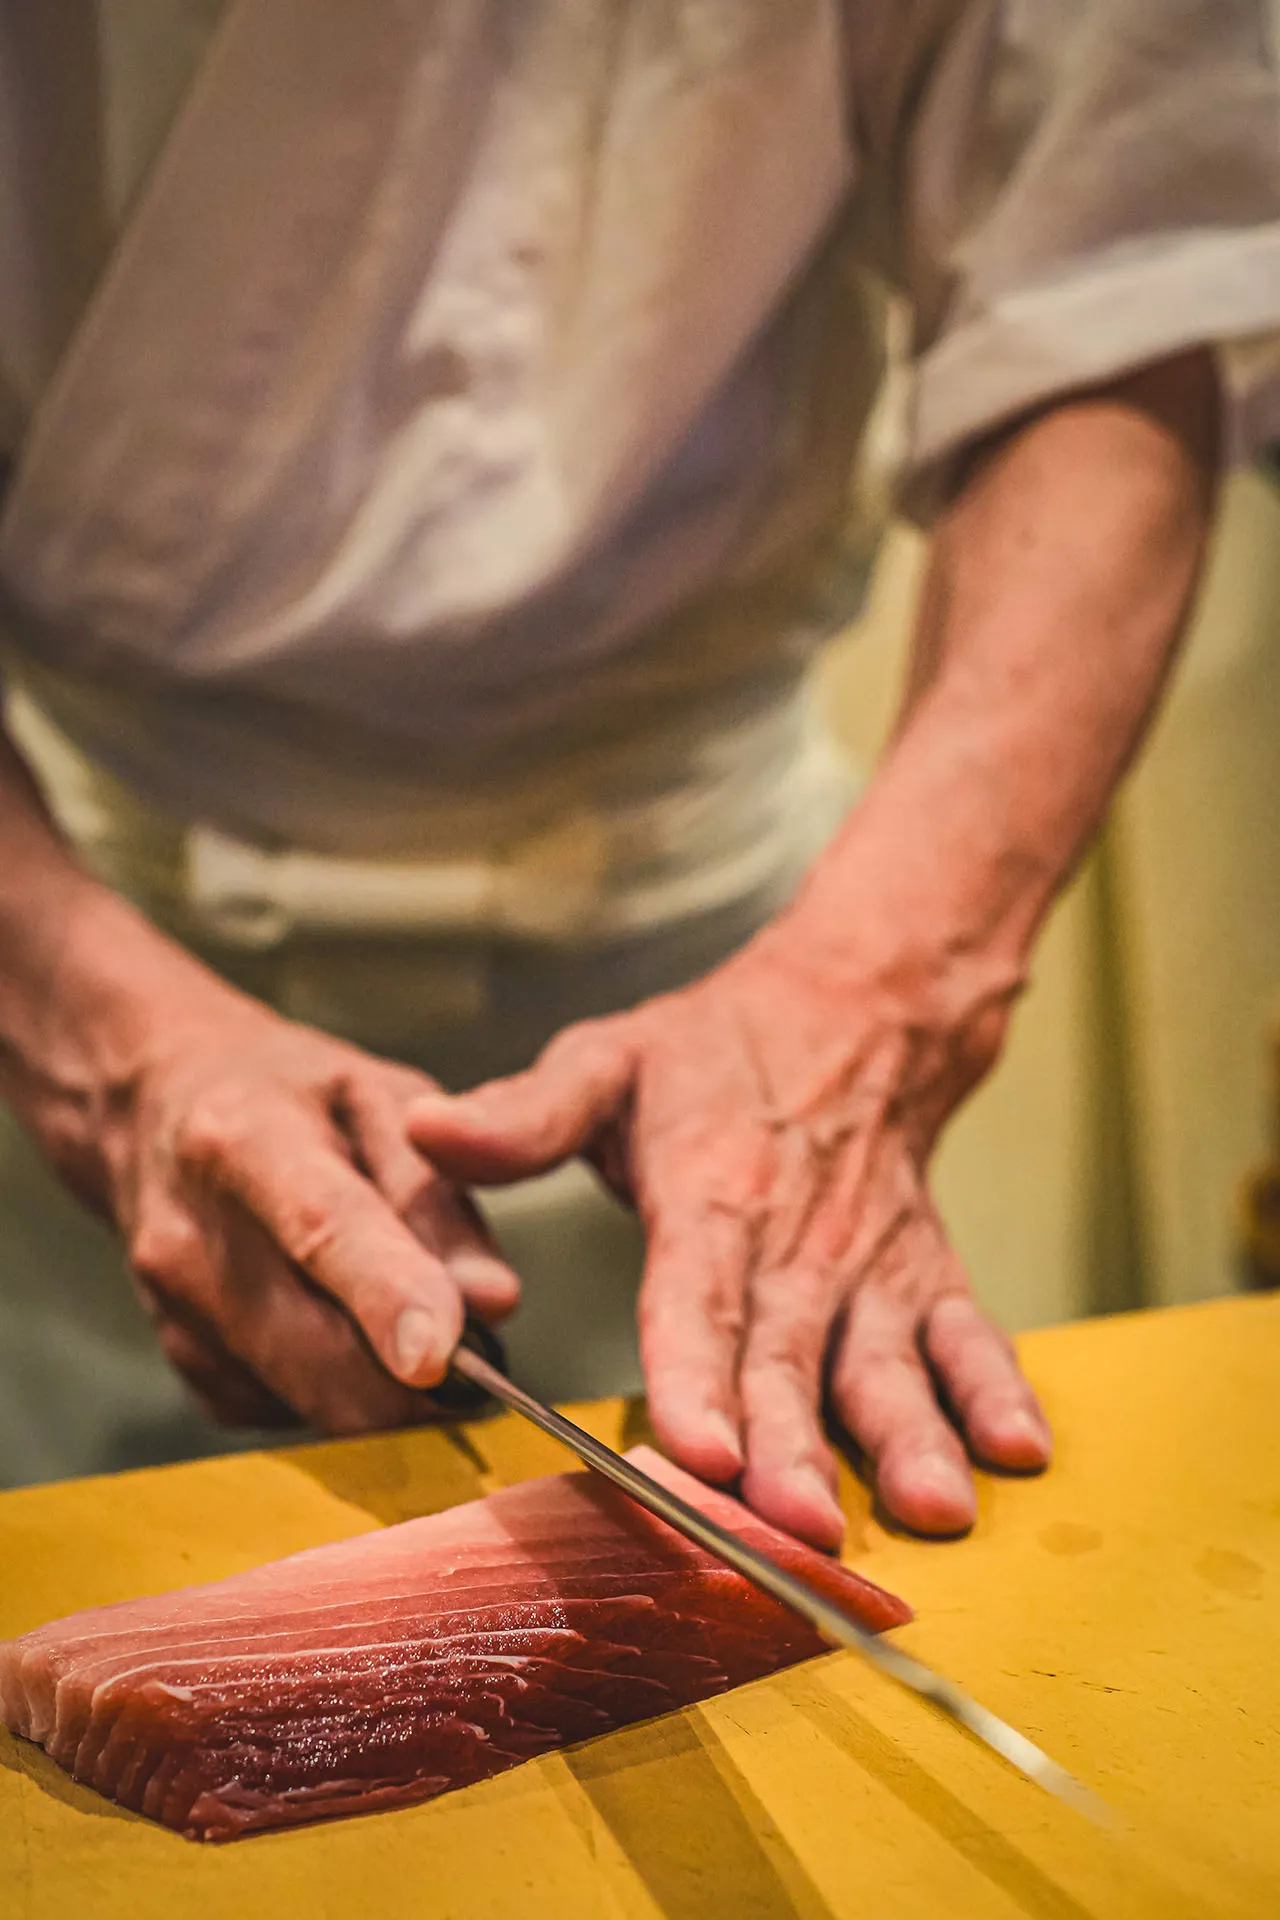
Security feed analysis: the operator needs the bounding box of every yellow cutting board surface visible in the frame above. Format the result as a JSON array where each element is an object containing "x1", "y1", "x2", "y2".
[{"x1": 3, "y1": 1295, "x2": 1279, "y2": 1919}]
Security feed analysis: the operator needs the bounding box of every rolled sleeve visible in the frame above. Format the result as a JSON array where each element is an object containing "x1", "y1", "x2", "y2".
[{"x1": 861, "y1": 0, "x2": 1280, "y2": 517}]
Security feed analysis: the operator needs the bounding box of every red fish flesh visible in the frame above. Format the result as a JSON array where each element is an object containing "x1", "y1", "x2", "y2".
[{"x1": 0, "y1": 1446, "x2": 909, "y2": 1841}]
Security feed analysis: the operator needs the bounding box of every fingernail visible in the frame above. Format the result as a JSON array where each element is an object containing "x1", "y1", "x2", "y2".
[
  {"x1": 1003, "y1": 1408, "x2": 1053, "y2": 1460},
  {"x1": 704, "y1": 1411, "x2": 743, "y2": 1469},
  {"x1": 394, "y1": 1307, "x2": 440, "y2": 1381},
  {"x1": 916, "y1": 1451, "x2": 976, "y2": 1513},
  {"x1": 919, "y1": 1450, "x2": 969, "y2": 1490},
  {"x1": 789, "y1": 1465, "x2": 845, "y2": 1539}
]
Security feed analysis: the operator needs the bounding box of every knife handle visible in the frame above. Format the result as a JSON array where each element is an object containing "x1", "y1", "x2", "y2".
[{"x1": 423, "y1": 1315, "x2": 508, "y2": 1418}]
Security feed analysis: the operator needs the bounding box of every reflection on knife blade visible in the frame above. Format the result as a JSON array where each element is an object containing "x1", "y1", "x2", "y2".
[{"x1": 450, "y1": 1344, "x2": 1108, "y2": 1821}]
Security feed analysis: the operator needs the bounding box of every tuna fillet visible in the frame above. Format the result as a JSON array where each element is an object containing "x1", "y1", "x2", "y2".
[{"x1": 0, "y1": 1445, "x2": 909, "y2": 1841}]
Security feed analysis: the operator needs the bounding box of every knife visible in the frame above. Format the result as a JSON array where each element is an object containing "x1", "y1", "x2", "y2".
[{"x1": 450, "y1": 1343, "x2": 1105, "y2": 1820}]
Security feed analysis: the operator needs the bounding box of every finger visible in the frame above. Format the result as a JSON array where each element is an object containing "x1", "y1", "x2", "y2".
[
  {"x1": 130, "y1": 1206, "x2": 278, "y2": 1421},
  {"x1": 133, "y1": 1266, "x2": 299, "y2": 1428},
  {"x1": 831, "y1": 1252, "x2": 978, "y2": 1536},
  {"x1": 153, "y1": 1308, "x2": 299, "y2": 1429},
  {"x1": 736, "y1": 1266, "x2": 846, "y2": 1551},
  {"x1": 132, "y1": 1198, "x2": 428, "y2": 1431},
  {"x1": 421, "y1": 1194, "x2": 522, "y2": 1320},
  {"x1": 407, "y1": 1020, "x2": 638, "y2": 1184},
  {"x1": 216, "y1": 1202, "x2": 449, "y2": 1434},
  {"x1": 336, "y1": 1070, "x2": 445, "y2": 1212},
  {"x1": 339, "y1": 1076, "x2": 521, "y2": 1319},
  {"x1": 178, "y1": 1094, "x2": 465, "y2": 1387},
  {"x1": 923, "y1": 1293, "x2": 1052, "y2": 1471},
  {"x1": 638, "y1": 1207, "x2": 749, "y2": 1488}
]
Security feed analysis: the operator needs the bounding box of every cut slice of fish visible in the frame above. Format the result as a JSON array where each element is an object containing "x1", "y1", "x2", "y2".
[{"x1": 0, "y1": 1446, "x2": 909, "y2": 1841}]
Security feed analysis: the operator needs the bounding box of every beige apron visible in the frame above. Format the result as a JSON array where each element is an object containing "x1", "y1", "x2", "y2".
[{"x1": 0, "y1": 0, "x2": 871, "y2": 1483}]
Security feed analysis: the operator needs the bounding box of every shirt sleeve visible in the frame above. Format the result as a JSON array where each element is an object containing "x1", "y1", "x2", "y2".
[{"x1": 853, "y1": 0, "x2": 1280, "y2": 519}]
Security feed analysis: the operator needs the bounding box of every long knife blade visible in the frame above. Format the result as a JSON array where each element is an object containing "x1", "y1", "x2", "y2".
[{"x1": 450, "y1": 1345, "x2": 1105, "y2": 1820}]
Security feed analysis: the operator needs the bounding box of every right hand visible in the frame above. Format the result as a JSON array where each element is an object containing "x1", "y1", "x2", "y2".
[{"x1": 67, "y1": 975, "x2": 521, "y2": 1433}]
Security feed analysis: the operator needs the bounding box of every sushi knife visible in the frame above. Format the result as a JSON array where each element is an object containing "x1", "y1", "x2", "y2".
[{"x1": 449, "y1": 1343, "x2": 1105, "y2": 1821}]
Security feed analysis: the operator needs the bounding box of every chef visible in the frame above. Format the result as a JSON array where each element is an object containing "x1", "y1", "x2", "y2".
[{"x1": 0, "y1": 1, "x2": 1277, "y2": 1542}]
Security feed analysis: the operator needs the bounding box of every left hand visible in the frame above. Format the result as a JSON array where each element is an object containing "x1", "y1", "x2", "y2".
[{"x1": 409, "y1": 932, "x2": 1051, "y2": 1548}]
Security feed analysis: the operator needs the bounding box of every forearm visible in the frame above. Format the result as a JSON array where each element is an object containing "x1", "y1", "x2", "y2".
[
  {"x1": 0, "y1": 722, "x2": 232, "y2": 1196},
  {"x1": 766, "y1": 350, "x2": 1220, "y2": 1026}
]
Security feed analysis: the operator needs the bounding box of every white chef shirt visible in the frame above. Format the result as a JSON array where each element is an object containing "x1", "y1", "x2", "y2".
[{"x1": 0, "y1": 0, "x2": 1277, "y2": 860}]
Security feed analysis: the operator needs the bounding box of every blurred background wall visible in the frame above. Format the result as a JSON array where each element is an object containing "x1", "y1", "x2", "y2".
[{"x1": 821, "y1": 466, "x2": 1280, "y2": 1330}]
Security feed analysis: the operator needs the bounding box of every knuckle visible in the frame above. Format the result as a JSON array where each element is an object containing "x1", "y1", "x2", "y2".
[
  {"x1": 747, "y1": 1325, "x2": 815, "y2": 1383},
  {"x1": 542, "y1": 1019, "x2": 605, "y2": 1066},
  {"x1": 931, "y1": 1294, "x2": 1014, "y2": 1365},
  {"x1": 174, "y1": 1092, "x2": 245, "y2": 1173},
  {"x1": 276, "y1": 1193, "x2": 343, "y2": 1270},
  {"x1": 129, "y1": 1213, "x2": 202, "y2": 1289},
  {"x1": 857, "y1": 1344, "x2": 917, "y2": 1381},
  {"x1": 641, "y1": 1293, "x2": 742, "y2": 1367},
  {"x1": 540, "y1": 1016, "x2": 627, "y2": 1087},
  {"x1": 381, "y1": 1061, "x2": 442, "y2": 1103},
  {"x1": 743, "y1": 1321, "x2": 825, "y2": 1391},
  {"x1": 700, "y1": 1286, "x2": 747, "y2": 1345},
  {"x1": 640, "y1": 1254, "x2": 745, "y2": 1348},
  {"x1": 835, "y1": 1347, "x2": 925, "y2": 1416},
  {"x1": 745, "y1": 1269, "x2": 835, "y2": 1369},
  {"x1": 393, "y1": 1162, "x2": 443, "y2": 1222}
]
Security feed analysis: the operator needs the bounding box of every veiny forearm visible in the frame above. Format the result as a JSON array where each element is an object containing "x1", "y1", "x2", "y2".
[
  {"x1": 407, "y1": 358, "x2": 1222, "y2": 1543},
  {"x1": 765, "y1": 349, "x2": 1220, "y2": 1026}
]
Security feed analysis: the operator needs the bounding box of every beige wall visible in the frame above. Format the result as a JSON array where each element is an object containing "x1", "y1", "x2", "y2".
[
  {"x1": 1115, "y1": 470, "x2": 1280, "y2": 1305},
  {"x1": 820, "y1": 467, "x2": 1280, "y2": 1330}
]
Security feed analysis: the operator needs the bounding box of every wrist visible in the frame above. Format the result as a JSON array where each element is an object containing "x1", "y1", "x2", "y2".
[
  {"x1": 767, "y1": 353, "x2": 1217, "y2": 1031},
  {"x1": 0, "y1": 873, "x2": 242, "y2": 1200},
  {"x1": 749, "y1": 798, "x2": 1035, "y2": 1043},
  {"x1": 720, "y1": 855, "x2": 1019, "y2": 1163}
]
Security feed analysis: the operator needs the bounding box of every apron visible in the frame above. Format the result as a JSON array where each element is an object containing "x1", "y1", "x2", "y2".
[
  {"x1": 0, "y1": 0, "x2": 878, "y2": 845},
  {"x1": 0, "y1": 0, "x2": 875, "y2": 1483}
]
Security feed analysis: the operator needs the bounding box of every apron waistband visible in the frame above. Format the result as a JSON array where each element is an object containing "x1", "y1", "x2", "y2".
[{"x1": 10, "y1": 681, "x2": 859, "y2": 951}]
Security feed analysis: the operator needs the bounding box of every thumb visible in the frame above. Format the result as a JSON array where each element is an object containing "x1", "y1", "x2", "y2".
[{"x1": 407, "y1": 1018, "x2": 638, "y2": 1185}]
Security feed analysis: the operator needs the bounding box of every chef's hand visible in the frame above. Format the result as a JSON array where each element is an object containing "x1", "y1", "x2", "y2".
[
  {"x1": 408, "y1": 934, "x2": 1050, "y2": 1549},
  {"x1": 0, "y1": 725, "x2": 520, "y2": 1433},
  {"x1": 409, "y1": 346, "x2": 1222, "y2": 1549},
  {"x1": 69, "y1": 975, "x2": 518, "y2": 1433}
]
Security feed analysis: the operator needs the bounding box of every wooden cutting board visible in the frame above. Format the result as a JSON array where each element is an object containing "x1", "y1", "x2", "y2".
[{"x1": 3, "y1": 1295, "x2": 1279, "y2": 1919}]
